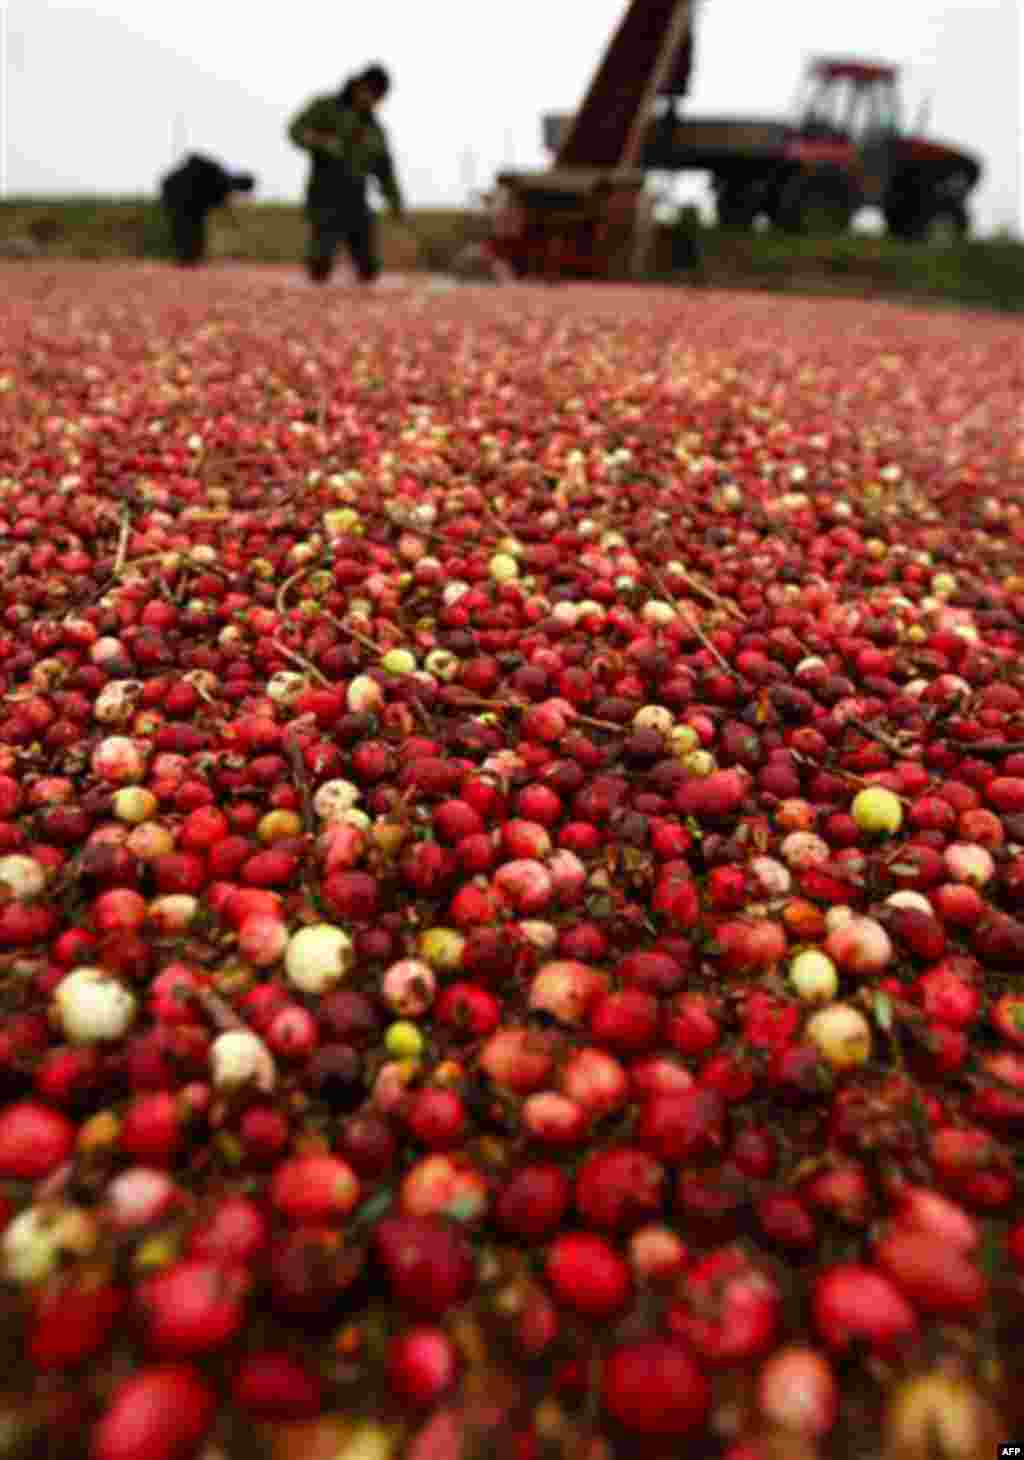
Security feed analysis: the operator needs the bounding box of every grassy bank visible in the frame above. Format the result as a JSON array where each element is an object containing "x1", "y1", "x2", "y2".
[
  {"x1": 685, "y1": 226, "x2": 1024, "y2": 314},
  {"x1": 0, "y1": 198, "x2": 480, "y2": 271},
  {"x1": 2, "y1": 196, "x2": 1022, "y2": 313}
]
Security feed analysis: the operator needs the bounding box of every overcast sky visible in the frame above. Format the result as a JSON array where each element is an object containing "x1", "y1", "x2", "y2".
[{"x1": 2, "y1": 0, "x2": 1021, "y2": 234}]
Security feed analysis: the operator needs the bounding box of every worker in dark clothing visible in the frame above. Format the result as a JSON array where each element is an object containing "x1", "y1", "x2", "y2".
[
  {"x1": 160, "y1": 154, "x2": 256, "y2": 266},
  {"x1": 288, "y1": 64, "x2": 406, "y2": 284}
]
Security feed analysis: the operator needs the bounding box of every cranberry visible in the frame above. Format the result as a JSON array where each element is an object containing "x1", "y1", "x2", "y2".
[
  {"x1": 636, "y1": 1088, "x2": 727, "y2": 1163},
  {"x1": 372, "y1": 1215, "x2": 476, "y2": 1317},
  {"x1": 588, "y1": 989, "x2": 659, "y2": 1053},
  {"x1": 387, "y1": 1326, "x2": 458, "y2": 1406},
  {"x1": 307, "y1": 1044, "x2": 365, "y2": 1109},
  {"x1": 29, "y1": 1279, "x2": 125, "y2": 1369},
  {"x1": 873, "y1": 1225, "x2": 988, "y2": 1316},
  {"x1": 231, "y1": 1351, "x2": 322, "y2": 1422},
  {"x1": 546, "y1": 1232, "x2": 632, "y2": 1319},
  {"x1": 91, "y1": 1364, "x2": 216, "y2": 1460},
  {"x1": 404, "y1": 1087, "x2": 466, "y2": 1149},
  {"x1": 320, "y1": 989, "x2": 382, "y2": 1047},
  {"x1": 574, "y1": 1147, "x2": 665, "y2": 1231},
  {"x1": 0, "y1": 1100, "x2": 74, "y2": 1178},
  {"x1": 494, "y1": 1163, "x2": 570, "y2": 1242},
  {"x1": 602, "y1": 1340, "x2": 710, "y2": 1437},
  {"x1": 667, "y1": 1247, "x2": 780, "y2": 1363},
  {"x1": 187, "y1": 1197, "x2": 267, "y2": 1265},
  {"x1": 338, "y1": 1112, "x2": 398, "y2": 1177},
  {"x1": 812, "y1": 1264, "x2": 918, "y2": 1356},
  {"x1": 270, "y1": 1154, "x2": 360, "y2": 1224},
  {"x1": 138, "y1": 1260, "x2": 247, "y2": 1355}
]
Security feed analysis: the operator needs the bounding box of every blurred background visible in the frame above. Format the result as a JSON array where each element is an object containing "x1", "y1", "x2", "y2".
[{"x1": 1, "y1": 0, "x2": 1020, "y2": 236}]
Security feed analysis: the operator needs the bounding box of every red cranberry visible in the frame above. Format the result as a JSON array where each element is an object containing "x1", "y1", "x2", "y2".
[
  {"x1": 91, "y1": 1364, "x2": 216, "y2": 1460},
  {"x1": 873, "y1": 1225, "x2": 988, "y2": 1317},
  {"x1": 231, "y1": 1351, "x2": 322, "y2": 1422},
  {"x1": 138, "y1": 1259, "x2": 247, "y2": 1355},
  {"x1": 812, "y1": 1264, "x2": 917, "y2": 1356},
  {"x1": 320, "y1": 990, "x2": 382, "y2": 1046},
  {"x1": 667, "y1": 1246, "x2": 780, "y2": 1363},
  {"x1": 372, "y1": 1215, "x2": 476, "y2": 1317},
  {"x1": 494, "y1": 1163, "x2": 570, "y2": 1241},
  {"x1": 0, "y1": 1100, "x2": 75, "y2": 1178},
  {"x1": 387, "y1": 1326, "x2": 458, "y2": 1406},
  {"x1": 28, "y1": 1278, "x2": 125, "y2": 1370},
  {"x1": 545, "y1": 1232, "x2": 632, "y2": 1318},
  {"x1": 602, "y1": 1340, "x2": 710, "y2": 1437},
  {"x1": 636, "y1": 1088, "x2": 727, "y2": 1163},
  {"x1": 574, "y1": 1147, "x2": 665, "y2": 1231},
  {"x1": 339, "y1": 1112, "x2": 397, "y2": 1177},
  {"x1": 404, "y1": 1087, "x2": 466, "y2": 1149}
]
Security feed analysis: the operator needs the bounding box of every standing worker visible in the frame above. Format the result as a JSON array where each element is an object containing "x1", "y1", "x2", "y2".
[
  {"x1": 288, "y1": 64, "x2": 407, "y2": 284},
  {"x1": 159, "y1": 154, "x2": 256, "y2": 266}
]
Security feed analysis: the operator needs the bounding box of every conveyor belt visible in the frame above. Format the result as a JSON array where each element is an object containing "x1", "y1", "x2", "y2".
[{"x1": 556, "y1": 0, "x2": 695, "y2": 171}]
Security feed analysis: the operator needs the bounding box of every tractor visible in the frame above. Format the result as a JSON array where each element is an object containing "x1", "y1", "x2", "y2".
[
  {"x1": 669, "y1": 57, "x2": 983, "y2": 241},
  {"x1": 541, "y1": 49, "x2": 983, "y2": 244}
]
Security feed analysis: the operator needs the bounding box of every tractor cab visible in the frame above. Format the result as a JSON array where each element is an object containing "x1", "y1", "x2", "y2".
[
  {"x1": 782, "y1": 57, "x2": 979, "y2": 239},
  {"x1": 794, "y1": 59, "x2": 902, "y2": 147},
  {"x1": 782, "y1": 58, "x2": 905, "y2": 216}
]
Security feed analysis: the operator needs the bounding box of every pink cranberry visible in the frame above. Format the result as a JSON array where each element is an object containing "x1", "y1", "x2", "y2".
[
  {"x1": 387, "y1": 1326, "x2": 458, "y2": 1407},
  {"x1": 138, "y1": 1259, "x2": 247, "y2": 1355},
  {"x1": 91, "y1": 1364, "x2": 216, "y2": 1460}
]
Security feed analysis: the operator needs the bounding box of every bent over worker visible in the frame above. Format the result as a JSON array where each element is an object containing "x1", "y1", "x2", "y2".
[
  {"x1": 288, "y1": 64, "x2": 405, "y2": 284},
  {"x1": 160, "y1": 154, "x2": 255, "y2": 266}
]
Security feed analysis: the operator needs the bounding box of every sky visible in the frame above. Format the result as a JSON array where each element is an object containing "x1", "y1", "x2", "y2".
[{"x1": 1, "y1": 0, "x2": 1021, "y2": 235}]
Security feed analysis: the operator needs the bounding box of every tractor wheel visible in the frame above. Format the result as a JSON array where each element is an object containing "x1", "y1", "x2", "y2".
[
  {"x1": 916, "y1": 202, "x2": 970, "y2": 247},
  {"x1": 776, "y1": 171, "x2": 855, "y2": 236},
  {"x1": 887, "y1": 200, "x2": 969, "y2": 246},
  {"x1": 715, "y1": 182, "x2": 762, "y2": 230},
  {"x1": 882, "y1": 205, "x2": 916, "y2": 241}
]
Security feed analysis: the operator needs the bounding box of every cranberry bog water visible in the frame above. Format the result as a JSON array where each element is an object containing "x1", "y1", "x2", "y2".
[{"x1": 0, "y1": 261, "x2": 1023, "y2": 1460}]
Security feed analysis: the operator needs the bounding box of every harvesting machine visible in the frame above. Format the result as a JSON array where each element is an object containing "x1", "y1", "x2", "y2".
[{"x1": 486, "y1": 1, "x2": 983, "y2": 279}]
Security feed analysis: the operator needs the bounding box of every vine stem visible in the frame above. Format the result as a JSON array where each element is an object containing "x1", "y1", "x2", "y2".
[
  {"x1": 270, "y1": 639, "x2": 331, "y2": 686},
  {"x1": 847, "y1": 716, "x2": 917, "y2": 759},
  {"x1": 790, "y1": 748, "x2": 911, "y2": 804},
  {"x1": 114, "y1": 552, "x2": 181, "y2": 576},
  {"x1": 657, "y1": 558, "x2": 745, "y2": 621},
  {"x1": 322, "y1": 609, "x2": 384, "y2": 656},
  {"x1": 388, "y1": 512, "x2": 447, "y2": 546},
  {"x1": 436, "y1": 694, "x2": 622, "y2": 734},
  {"x1": 276, "y1": 563, "x2": 320, "y2": 615},
  {"x1": 650, "y1": 567, "x2": 738, "y2": 680},
  {"x1": 192, "y1": 987, "x2": 244, "y2": 1032},
  {"x1": 964, "y1": 740, "x2": 1024, "y2": 759},
  {"x1": 113, "y1": 506, "x2": 132, "y2": 577},
  {"x1": 482, "y1": 498, "x2": 514, "y2": 536},
  {"x1": 574, "y1": 712, "x2": 628, "y2": 732},
  {"x1": 287, "y1": 733, "x2": 316, "y2": 838}
]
